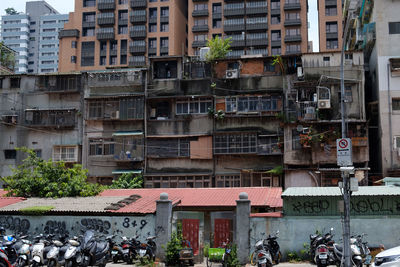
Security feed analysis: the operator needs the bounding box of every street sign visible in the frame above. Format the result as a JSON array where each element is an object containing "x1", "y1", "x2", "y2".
[{"x1": 337, "y1": 138, "x2": 352, "y2": 166}]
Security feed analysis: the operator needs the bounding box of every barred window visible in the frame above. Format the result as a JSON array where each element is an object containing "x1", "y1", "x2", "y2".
[
  {"x1": 89, "y1": 138, "x2": 115, "y2": 156},
  {"x1": 214, "y1": 133, "x2": 257, "y2": 154}
]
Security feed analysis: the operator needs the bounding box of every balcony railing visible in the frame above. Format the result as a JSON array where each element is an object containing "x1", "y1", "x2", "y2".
[
  {"x1": 82, "y1": 21, "x2": 95, "y2": 28},
  {"x1": 98, "y1": 0, "x2": 115, "y2": 10},
  {"x1": 36, "y1": 75, "x2": 82, "y2": 93},
  {"x1": 284, "y1": 2, "x2": 301, "y2": 10},
  {"x1": 224, "y1": 8, "x2": 245, "y2": 17},
  {"x1": 285, "y1": 49, "x2": 301, "y2": 55},
  {"x1": 246, "y1": 38, "x2": 268, "y2": 47},
  {"x1": 192, "y1": 9, "x2": 209, "y2": 17},
  {"x1": 59, "y1": 29, "x2": 80, "y2": 38},
  {"x1": 130, "y1": 15, "x2": 146, "y2": 23},
  {"x1": 96, "y1": 29, "x2": 115, "y2": 40},
  {"x1": 224, "y1": 24, "x2": 245, "y2": 32},
  {"x1": 160, "y1": 16, "x2": 169, "y2": 23},
  {"x1": 246, "y1": 22, "x2": 268, "y2": 31},
  {"x1": 192, "y1": 25, "x2": 209, "y2": 32},
  {"x1": 110, "y1": 49, "x2": 118, "y2": 56},
  {"x1": 246, "y1": 6, "x2": 268, "y2": 15},
  {"x1": 25, "y1": 109, "x2": 76, "y2": 128},
  {"x1": 284, "y1": 19, "x2": 301, "y2": 26},
  {"x1": 97, "y1": 15, "x2": 115, "y2": 26},
  {"x1": 130, "y1": 0, "x2": 147, "y2": 8},
  {"x1": 326, "y1": 32, "x2": 338, "y2": 39},
  {"x1": 129, "y1": 59, "x2": 146, "y2": 67},
  {"x1": 325, "y1": 0, "x2": 337, "y2": 7},
  {"x1": 270, "y1": 8, "x2": 281, "y2": 15},
  {"x1": 148, "y1": 48, "x2": 157, "y2": 55},
  {"x1": 192, "y1": 40, "x2": 207, "y2": 48},
  {"x1": 120, "y1": 48, "x2": 127, "y2": 55},
  {"x1": 129, "y1": 45, "x2": 146, "y2": 54},
  {"x1": 130, "y1": 29, "x2": 146, "y2": 38},
  {"x1": 297, "y1": 101, "x2": 317, "y2": 121},
  {"x1": 118, "y1": 18, "x2": 128, "y2": 25},
  {"x1": 284, "y1": 35, "x2": 302, "y2": 42},
  {"x1": 271, "y1": 40, "x2": 281, "y2": 47},
  {"x1": 230, "y1": 39, "x2": 246, "y2": 47},
  {"x1": 160, "y1": 47, "x2": 169, "y2": 54}
]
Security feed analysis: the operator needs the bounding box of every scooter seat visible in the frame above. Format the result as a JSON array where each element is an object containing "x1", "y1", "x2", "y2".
[
  {"x1": 96, "y1": 243, "x2": 108, "y2": 253},
  {"x1": 334, "y1": 244, "x2": 343, "y2": 252}
]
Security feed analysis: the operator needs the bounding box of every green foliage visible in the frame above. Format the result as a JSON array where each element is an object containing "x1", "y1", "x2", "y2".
[
  {"x1": 0, "y1": 42, "x2": 16, "y2": 71},
  {"x1": 203, "y1": 243, "x2": 210, "y2": 257},
  {"x1": 226, "y1": 243, "x2": 240, "y2": 267},
  {"x1": 287, "y1": 251, "x2": 302, "y2": 262},
  {"x1": 108, "y1": 173, "x2": 143, "y2": 189},
  {"x1": 19, "y1": 206, "x2": 54, "y2": 215},
  {"x1": 207, "y1": 108, "x2": 225, "y2": 120},
  {"x1": 266, "y1": 166, "x2": 283, "y2": 175},
  {"x1": 5, "y1": 8, "x2": 18, "y2": 15},
  {"x1": 205, "y1": 36, "x2": 232, "y2": 62},
  {"x1": 300, "y1": 242, "x2": 311, "y2": 260},
  {"x1": 272, "y1": 55, "x2": 285, "y2": 74},
  {"x1": 165, "y1": 223, "x2": 183, "y2": 266},
  {"x1": 1, "y1": 147, "x2": 103, "y2": 198}
]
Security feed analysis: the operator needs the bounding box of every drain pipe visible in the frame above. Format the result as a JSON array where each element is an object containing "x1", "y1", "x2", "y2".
[{"x1": 387, "y1": 63, "x2": 393, "y2": 170}]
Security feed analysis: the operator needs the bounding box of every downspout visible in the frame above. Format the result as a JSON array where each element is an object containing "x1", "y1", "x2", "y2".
[
  {"x1": 387, "y1": 63, "x2": 393, "y2": 169},
  {"x1": 144, "y1": 70, "x2": 148, "y2": 175},
  {"x1": 308, "y1": 171, "x2": 319, "y2": 187}
]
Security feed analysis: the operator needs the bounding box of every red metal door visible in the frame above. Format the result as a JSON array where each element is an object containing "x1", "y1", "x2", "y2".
[
  {"x1": 182, "y1": 219, "x2": 200, "y2": 255},
  {"x1": 214, "y1": 219, "x2": 232, "y2": 247}
]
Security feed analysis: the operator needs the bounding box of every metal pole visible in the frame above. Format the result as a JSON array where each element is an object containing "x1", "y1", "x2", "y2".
[{"x1": 340, "y1": 6, "x2": 352, "y2": 267}]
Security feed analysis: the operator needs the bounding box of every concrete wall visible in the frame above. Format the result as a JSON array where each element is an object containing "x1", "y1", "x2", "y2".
[
  {"x1": 0, "y1": 214, "x2": 155, "y2": 240},
  {"x1": 250, "y1": 216, "x2": 400, "y2": 258}
]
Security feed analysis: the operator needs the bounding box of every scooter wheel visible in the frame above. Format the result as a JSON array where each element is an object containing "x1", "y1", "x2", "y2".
[
  {"x1": 47, "y1": 260, "x2": 56, "y2": 267},
  {"x1": 65, "y1": 260, "x2": 74, "y2": 267},
  {"x1": 274, "y1": 252, "x2": 282, "y2": 264},
  {"x1": 112, "y1": 256, "x2": 119, "y2": 264},
  {"x1": 16, "y1": 258, "x2": 26, "y2": 267}
]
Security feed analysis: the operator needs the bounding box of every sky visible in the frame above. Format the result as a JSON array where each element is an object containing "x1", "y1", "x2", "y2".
[{"x1": 0, "y1": 0, "x2": 320, "y2": 52}]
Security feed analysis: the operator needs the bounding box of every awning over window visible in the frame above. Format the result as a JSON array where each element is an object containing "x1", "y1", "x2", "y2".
[
  {"x1": 112, "y1": 170, "x2": 142, "y2": 174},
  {"x1": 112, "y1": 131, "x2": 143, "y2": 136}
]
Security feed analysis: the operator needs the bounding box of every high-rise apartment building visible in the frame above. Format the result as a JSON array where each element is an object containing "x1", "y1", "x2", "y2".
[
  {"x1": 188, "y1": 0, "x2": 308, "y2": 57},
  {"x1": 317, "y1": 0, "x2": 343, "y2": 52},
  {"x1": 58, "y1": 0, "x2": 187, "y2": 72},
  {"x1": 0, "y1": 1, "x2": 68, "y2": 74}
]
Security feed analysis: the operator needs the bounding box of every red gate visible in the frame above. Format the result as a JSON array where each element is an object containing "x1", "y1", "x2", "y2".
[
  {"x1": 182, "y1": 219, "x2": 200, "y2": 255},
  {"x1": 214, "y1": 219, "x2": 232, "y2": 247}
]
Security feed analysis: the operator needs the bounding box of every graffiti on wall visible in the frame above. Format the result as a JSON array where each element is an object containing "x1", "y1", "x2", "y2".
[
  {"x1": 350, "y1": 198, "x2": 400, "y2": 214},
  {"x1": 80, "y1": 218, "x2": 111, "y2": 234},
  {"x1": 292, "y1": 200, "x2": 330, "y2": 214},
  {"x1": 44, "y1": 220, "x2": 68, "y2": 235},
  {"x1": 0, "y1": 216, "x2": 30, "y2": 233}
]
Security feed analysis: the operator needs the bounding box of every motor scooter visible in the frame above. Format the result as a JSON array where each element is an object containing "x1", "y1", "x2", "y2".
[
  {"x1": 80, "y1": 230, "x2": 109, "y2": 267},
  {"x1": 31, "y1": 235, "x2": 52, "y2": 267},
  {"x1": 64, "y1": 236, "x2": 82, "y2": 267},
  {"x1": 253, "y1": 239, "x2": 273, "y2": 267}
]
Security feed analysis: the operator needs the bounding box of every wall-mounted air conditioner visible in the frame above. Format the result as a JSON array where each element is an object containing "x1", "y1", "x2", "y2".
[
  {"x1": 199, "y1": 47, "x2": 210, "y2": 61},
  {"x1": 297, "y1": 67, "x2": 304, "y2": 80},
  {"x1": 317, "y1": 86, "x2": 331, "y2": 109},
  {"x1": 318, "y1": 100, "x2": 331, "y2": 109},
  {"x1": 111, "y1": 111, "x2": 119, "y2": 119},
  {"x1": 226, "y1": 69, "x2": 239, "y2": 79}
]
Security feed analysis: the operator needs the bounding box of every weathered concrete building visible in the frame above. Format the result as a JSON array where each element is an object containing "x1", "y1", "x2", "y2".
[
  {"x1": 284, "y1": 51, "x2": 368, "y2": 187},
  {"x1": 0, "y1": 73, "x2": 83, "y2": 183}
]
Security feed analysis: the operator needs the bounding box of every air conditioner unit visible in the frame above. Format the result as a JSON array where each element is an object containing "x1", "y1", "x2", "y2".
[
  {"x1": 111, "y1": 111, "x2": 119, "y2": 119},
  {"x1": 318, "y1": 100, "x2": 331, "y2": 109},
  {"x1": 297, "y1": 67, "x2": 304, "y2": 80},
  {"x1": 226, "y1": 69, "x2": 239, "y2": 79},
  {"x1": 199, "y1": 47, "x2": 210, "y2": 61}
]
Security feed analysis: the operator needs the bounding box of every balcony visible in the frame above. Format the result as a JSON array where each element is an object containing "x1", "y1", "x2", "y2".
[
  {"x1": 192, "y1": 9, "x2": 209, "y2": 17},
  {"x1": 59, "y1": 29, "x2": 80, "y2": 38},
  {"x1": 149, "y1": 17, "x2": 157, "y2": 24},
  {"x1": 246, "y1": 22, "x2": 268, "y2": 31},
  {"x1": 246, "y1": 38, "x2": 268, "y2": 46},
  {"x1": 148, "y1": 48, "x2": 157, "y2": 55},
  {"x1": 284, "y1": 35, "x2": 301, "y2": 42},
  {"x1": 224, "y1": 8, "x2": 245, "y2": 17},
  {"x1": 192, "y1": 25, "x2": 209, "y2": 32},
  {"x1": 284, "y1": 2, "x2": 301, "y2": 10},
  {"x1": 224, "y1": 24, "x2": 245, "y2": 32},
  {"x1": 130, "y1": 29, "x2": 146, "y2": 38},
  {"x1": 110, "y1": 49, "x2": 118, "y2": 56},
  {"x1": 96, "y1": 29, "x2": 115, "y2": 40},
  {"x1": 130, "y1": 0, "x2": 147, "y2": 8},
  {"x1": 325, "y1": 0, "x2": 337, "y2": 7},
  {"x1": 326, "y1": 32, "x2": 338, "y2": 39},
  {"x1": 118, "y1": 18, "x2": 128, "y2": 26},
  {"x1": 270, "y1": 8, "x2": 281, "y2": 15},
  {"x1": 98, "y1": 0, "x2": 115, "y2": 10},
  {"x1": 285, "y1": 49, "x2": 301, "y2": 55},
  {"x1": 82, "y1": 21, "x2": 95, "y2": 28},
  {"x1": 25, "y1": 109, "x2": 76, "y2": 128},
  {"x1": 160, "y1": 16, "x2": 169, "y2": 23},
  {"x1": 97, "y1": 15, "x2": 115, "y2": 26},
  {"x1": 230, "y1": 39, "x2": 245, "y2": 47},
  {"x1": 129, "y1": 45, "x2": 146, "y2": 54},
  {"x1": 192, "y1": 40, "x2": 207, "y2": 48},
  {"x1": 129, "y1": 59, "x2": 146, "y2": 67},
  {"x1": 160, "y1": 47, "x2": 169, "y2": 54},
  {"x1": 271, "y1": 40, "x2": 281, "y2": 47},
  {"x1": 36, "y1": 75, "x2": 82, "y2": 93},
  {"x1": 284, "y1": 19, "x2": 301, "y2": 26},
  {"x1": 246, "y1": 6, "x2": 268, "y2": 15},
  {"x1": 130, "y1": 13, "x2": 147, "y2": 23},
  {"x1": 212, "y1": 12, "x2": 222, "y2": 19}
]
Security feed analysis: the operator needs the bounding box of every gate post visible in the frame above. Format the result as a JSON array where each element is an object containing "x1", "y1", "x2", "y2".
[
  {"x1": 156, "y1": 192, "x2": 172, "y2": 261},
  {"x1": 236, "y1": 192, "x2": 251, "y2": 264}
]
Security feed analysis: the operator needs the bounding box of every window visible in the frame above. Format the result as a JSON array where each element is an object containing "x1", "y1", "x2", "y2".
[
  {"x1": 271, "y1": 0, "x2": 280, "y2": 9},
  {"x1": 325, "y1": 6, "x2": 337, "y2": 16},
  {"x1": 271, "y1": 15, "x2": 281, "y2": 24},
  {"x1": 285, "y1": 28, "x2": 300, "y2": 36},
  {"x1": 160, "y1": 37, "x2": 169, "y2": 48},
  {"x1": 392, "y1": 98, "x2": 400, "y2": 111},
  {"x1": 213, "y1": 19, "x2": 221, "y2": 28},
  {"x1": 30, "y1": 29, "x2": 36, "y2": 33},
  {"x1": 214, "y1": 133, "x2": 257, "y2": 154},
  {"x1": 389, "y1": 22, "x2": 400, "y2": 34},
  {"x1": 176, "y1": 98, "x2": 212, "y2": 114},
  {"x1": 71, "y1": 56, "x2": 77, "y2": 63},
  {"x1": 82, "y1": 28, "x2": 95, "y2": 36},
  {"x1": 83, "y1": 0, "x2": 96, "y2": 7},
  {"x1": 264, "y1": 60, "x2": 275, "y2": 72},
  {"x1": 323, "y1": 56, "x2": 330, "y2": 61},
  {"x1": 271, "y1": 47, "x2": 281, "y2": 55},
  {"x1": 147, "y1": 139, "x2": 190, "y2": 158},
  {"x1": 110, "y1": 56, "x2": 117, "y2": 65},
  {"x1": 89, "y1": 138, "x2": 115, "y2": 156},
  {"x1": 216, "y1": 175, "x2": 240, "y2": 187},
  {"x1": 81, "y1": 41, "x2": 95, "y2": 66},
  {"x1": 286, "y1": 44, "x2": 300, "y2": 53},
  {"x1": 118, "y1": 25, "x2": 128, "y2": 34},
  {"x1": 100, "y1": 56, "x2": 106, "y2": 65},
  {"x1": 326, "y1": 39, "x2": 338, "y2": 49},
  {"x1": 149, "y1": 23, "x2": 157, "y2": 32},
  {"x1": 10, "y1": 78, "x2": 20, "y2": 88},
  {"x1": 285, "y1": 12, "x2": 300, "y2": 20},
  {"x1": 53, "y1": 146, "x2": 78, "y2": 162},
  {"x1": 83, "y1": 12, "x2": 96, "y2": 22},
  {"x1": 119, "y1": 0, "x2": 128, "y2": 4},
  {"x1": 161, "y1": 7, "x2": 169, "y2": 17},
  {"x1": 149, "y1": 8, "x2": 157, "y2": 18},
  {"x1": 258, "y1": 136, "x2": 280, "y2": 155},
  {"x1": 213, "y1": 3, "x2": 221, "y2": 13},
  {"x1": 292, "y1": 129, "x2": 301, "y2": 150},
  {"x1": 326, "y1": 22, "x2": 338, "y2": 33},
  {"x1": 71, "y1": 41, "x2": 77, "y2": 48},
  {"x1": 28, "y1": 61, "x2": 34, "y2": 65},
  {"x1": 271, "y1": 30, "x2": 281, "y2": 41},
  {"x1": 161, "y1": 22, "x2": 169, "y2": 32},
  {"x1": 4, "y1": 150, "x2": 17, "y2": 159},
  {"x1": 345, "y1": 85, "x2": 353, "y2": 103},
  {"x1": 394, "y1": 136, "x2": 400, "y2": 149}
]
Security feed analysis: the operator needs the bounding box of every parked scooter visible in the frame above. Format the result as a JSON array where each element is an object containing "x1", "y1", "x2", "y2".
[
  {"x1": 314, "y1": 228, "x2": 335, "y2": 267},
  {"x1": 0, "y1": 247, "x2": 13, "y2": 267},
  {"x1": 310, "y1": 228, "x2": 334, "y2": 264},
  {"x1": 47, "y1": 235, "x2": 68, "y2": 267},
  {"x1": 80, "y1": 230, "x2": 109, "y2": 267},
  {"x1": 15, "y1": 236, "x2": 32, "y2": 267},
  {"x1": 64, "y1": 236, "x2": 82, "y2": 267},
  {"x1": 31, "y1": 234, "x2": 53, "y2": 267},
  {"x1": 331, "y1": 238, "x2": 363, "y2": 267},
  {"x1": 253, "y1": 239, "x2": 273, "y2": 267},
  {"x1": 266, "y1": 231, "x2": 281, "y2": 264},
  {"x1": 137, "y1": 236, "x2": 157, "y2": 263}
]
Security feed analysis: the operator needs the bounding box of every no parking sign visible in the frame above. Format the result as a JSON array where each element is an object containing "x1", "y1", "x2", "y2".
[{"x1": 336, "y1": 138, "x2": 353, "y2": 166}]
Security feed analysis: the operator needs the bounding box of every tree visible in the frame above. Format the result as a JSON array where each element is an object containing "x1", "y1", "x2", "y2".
[
  {"x1": 1, "y1": 148, "x2": 103, "y2": 198},
  {"x1": 5, "y1": 8, "x2": 18, "y2": 15},
  {"x1": 108, "y1": 173, "x2": 143, "y2": 189},
  {"x1": 0, "y1": 42, "x2": 16, "y2": 71},
  {"x1": 205, "y1": 36, "x2": 232, "y2": 62}
]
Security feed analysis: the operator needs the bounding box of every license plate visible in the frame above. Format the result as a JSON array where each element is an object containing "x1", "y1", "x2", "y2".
[
  {"x1": 139, "y1": 249, "x2": 146, "y2": 255},
  {"x1": 319, "y1": 254, "x2": 328, "y2": 259},
  {"x1": 111, "y1": 251, "x2": 118, "y2": 255},
  {"x1": 123, "y1": 249, "x2": 129, "y2": 253}
]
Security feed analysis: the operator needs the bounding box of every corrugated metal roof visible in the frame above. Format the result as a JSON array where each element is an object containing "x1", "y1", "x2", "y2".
[
  {"x1": 100, "y1": 187, "x2": 283, "y2": 213},
  {"x1": 0, "y1": 196, "x2": 126, "y2": 213},
  {"x1": 0, "y1": 197, "x2": 26, "y2": 208},
  {"x1": 282, "y1": 186, "x2": 400, "y2": 197}
]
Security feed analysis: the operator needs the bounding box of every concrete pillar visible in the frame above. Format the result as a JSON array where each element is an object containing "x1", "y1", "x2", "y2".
[
  {"x1": 236, "y1": 192, "x2": 251, "y2": 264},
  {"x1": 155, "y1": 192, "x2": 172, "y2": 261}
]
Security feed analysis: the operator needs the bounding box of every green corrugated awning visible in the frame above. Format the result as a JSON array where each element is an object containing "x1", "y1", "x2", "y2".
[
  {"x1": 112, "y1": 170, "x2": 142, "y2": 174},
  {"x1": 112, "y1": 131, "x2": 143, "y2": 136}
]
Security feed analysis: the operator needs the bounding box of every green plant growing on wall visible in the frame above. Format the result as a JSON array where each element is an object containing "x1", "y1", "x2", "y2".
[
  {"x1": 226, "y1": 243, "x2": 240, "y2": 267},
  {"x1": 0, "y1": 42, "x2": 16, "y2": 71},
  {"x1": 266, "y1": 166, "x2": 283, "y2": 175},
  {"x1": 1, "y1": 147, "x2": 103, "y2": 198},
  {"x1": 286, "y1": 251, "x2": 302, "y2": 262},
  {"x1": 108, "y1": 173, "x2": 143, "y2": 189},
  {"x1": 210, "y1": 82, "x2": 217, "y2": 89},
  {"x1": 5, "y1": 8, "x2": 18, "y2": 15},
  {"x1": 164, "y1": 223, "x2": 183, "y2": 266},
  {"x1": 272, "y1": 55, "x2": 285, "y2": 74},
  {"x1": 19, "y1": 206, "x2": 55, "y2": 215},
  {"x1": 205, "y1": 36, "x2": 232, "y2": 62}
]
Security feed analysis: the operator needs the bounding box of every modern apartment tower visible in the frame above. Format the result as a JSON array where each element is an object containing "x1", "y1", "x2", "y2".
[
  {"x1": 58, "y1": 0, "x2": 188, "y2": 72},
  {"x1": 317, "y1": 0, "x2": 343, "y2": 52},
  {"x1": 188, "y1": 0, "x2": 309, "y2": 57},
  {"x1": 0, "y1": 1, "x2": 68, "y2": 74}
]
